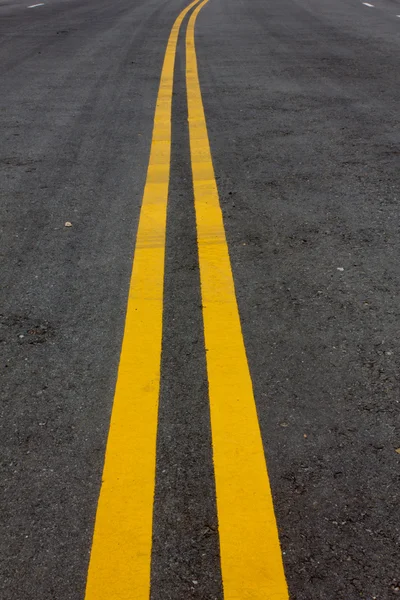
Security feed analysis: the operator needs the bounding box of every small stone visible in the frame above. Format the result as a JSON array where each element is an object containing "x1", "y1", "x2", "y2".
[{"x1": 64, "y1": 221, "x2": 72, "y2": 227}]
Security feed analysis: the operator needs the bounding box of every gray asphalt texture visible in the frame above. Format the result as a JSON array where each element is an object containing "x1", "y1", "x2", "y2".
[{"x1": 0, "y1": 0, "x2": 399, "y2": 597}]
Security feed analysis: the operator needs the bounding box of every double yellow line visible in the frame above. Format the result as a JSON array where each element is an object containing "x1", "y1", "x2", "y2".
[{"x1": 85, "y1": 1, "x2": 288, "y2": 599}]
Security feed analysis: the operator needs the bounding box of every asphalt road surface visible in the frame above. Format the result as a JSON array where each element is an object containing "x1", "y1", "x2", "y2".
[{"x1": 1, "y1": 0, "x2": 400, "y2": 597}]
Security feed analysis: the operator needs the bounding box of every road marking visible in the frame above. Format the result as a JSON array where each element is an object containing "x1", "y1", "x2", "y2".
[
  {"x1": 362, "y1": 3, "x2": 374, "y2": 7},
  {"x1": 186, "y1": 3, "x2": 289, "y2": 599},
  {"x1": 84, "y1": 1, "x2": 201, "y2": 598},
  {"x1": 28, "y1": 3, "x2": 44, "y2": 7}
]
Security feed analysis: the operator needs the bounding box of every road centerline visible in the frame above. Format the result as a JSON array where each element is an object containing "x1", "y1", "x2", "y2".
[{"x1": 186, "y1": 2, "x2": 289, "y2": 598}]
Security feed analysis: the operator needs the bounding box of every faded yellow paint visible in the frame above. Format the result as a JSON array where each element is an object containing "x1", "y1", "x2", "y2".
[
  {"x1": 186, "y1": 4, "x2": 289, "y2": 599},
  {"x1": 84, "y1": 2, "x2": 201, "y2": 598}
]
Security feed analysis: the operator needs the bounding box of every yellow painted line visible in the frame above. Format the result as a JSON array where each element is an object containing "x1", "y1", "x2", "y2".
[
  {"x1": 84, "y1": 2, "x2": 201, "y2": 598},
  {"x1": 186, "y1": 4, "x2": 289, "y2": 599}
]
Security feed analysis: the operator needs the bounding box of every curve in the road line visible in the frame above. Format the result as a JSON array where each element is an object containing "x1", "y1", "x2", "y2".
[
  {"x1": 84, "y1": 0, "x2": 203, "y2": 598},
  {"x1": 186, "y1": 2, "x2": 289, "y2": 598}
]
